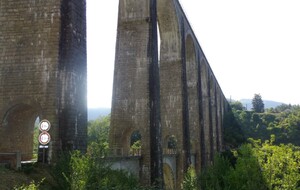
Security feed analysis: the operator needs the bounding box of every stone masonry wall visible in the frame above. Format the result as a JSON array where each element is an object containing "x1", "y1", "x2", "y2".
[
  {"x1": 110, "y1": 0, "x2": 228, "y2": 189},
  {"x1": 0, "y1": 0, "x2": 87, "y2": 163}
]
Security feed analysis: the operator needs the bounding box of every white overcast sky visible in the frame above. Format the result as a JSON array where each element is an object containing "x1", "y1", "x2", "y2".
[{"x1": 86, "y1": 0, "x2": 300, "y2": 108}]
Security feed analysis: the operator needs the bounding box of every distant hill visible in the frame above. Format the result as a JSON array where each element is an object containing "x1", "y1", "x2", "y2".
[
  {"x1": 88, "y1": 108, "x2": 111, "y2": 121},
  {"x1": 239, "y1": 99, "x2": 284, "y2": 110},
  {"x1": 87, "y1": 99, "x2": 285, "y2": 120}
]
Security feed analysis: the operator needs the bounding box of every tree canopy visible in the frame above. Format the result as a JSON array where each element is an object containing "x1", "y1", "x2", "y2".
[{"x1": 252, "y1": 93, "x2": 265, "y2": 113}]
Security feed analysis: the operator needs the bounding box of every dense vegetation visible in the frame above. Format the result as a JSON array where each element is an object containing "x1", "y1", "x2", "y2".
[
  {"x1": 16, "y1": 96, "x2": 300, "y2": 189},
  {"x1": 14, "y1": 115, "x2": 151, "y2": 190},
  {"x1": 185, "y1": 138, "x2": 300, "y2": 190},
  {"x1": 232, "y1": 101, "x2": 300, "y2": 146},
  {"x1": 211, "y1": 98, "x2": 300, "y2": 190},
  {"x1": 49, "y1": 115, "x2": 152, "y2": 190}
]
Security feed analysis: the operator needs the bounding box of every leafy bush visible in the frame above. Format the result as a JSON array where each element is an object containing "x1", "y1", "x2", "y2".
[
  {"x1": 49, "y1": 115, "x2": 145, "y2": 189},
  {"x1": 199, "y1": 154, "x2": 232, "y2": 190},
  {"x1": 181, "y1": 167, "x2": 197, "y2": 190},
  {"x1": 51, "y1": 150, "x2": 142, "y2": 190},
  {"x1": 199, "y1": 145, "x2": 267, "y2": 190},
  {"x1": 87, "y1": 115, "x2": 110, "y2": 157},
  {"x1": 199, "y1": 139, "x2": 300, "y2": 190},
  {"x1": 225, "y1": 144, "x2": 267, "y2": 190},
  {"x1": 250, "y1": 137, "x2": 300, "y2": 190},
  {"x1": 51, "y1": 152, "x2": 72, "y2": 189}
]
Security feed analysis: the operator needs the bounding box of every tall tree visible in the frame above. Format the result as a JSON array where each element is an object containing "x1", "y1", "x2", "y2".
[{"x1": 252, "y1": 94, "x2": 265, "y2": 113}]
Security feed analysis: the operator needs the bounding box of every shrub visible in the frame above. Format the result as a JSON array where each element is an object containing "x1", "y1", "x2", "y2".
[
  {"x1": 225, "y1": 144, "x2": 267, "y2": 190},
  {"x1": 199, "y1": 154, "x2": 232, "y2": 190},
  {"x1": 181, "y1": 167, "x2": 197, "y2": 190},
  {"x1": 199, "y1": 145, "x2": 268, "y2": 190}
]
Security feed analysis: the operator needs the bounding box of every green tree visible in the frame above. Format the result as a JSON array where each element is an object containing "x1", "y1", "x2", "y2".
[
  {"x1": 87, "y1": 115, "x2": 110, "y2": 157},
  {"x1": 250, "y1": 136, "x2": 300, "y2": 189},
  {"x1": 252, "y1": 94, "x2": 265, "y2": 113},
  {"x1": 223, "y1": 109, "x2": 245, "y2": 148},
  {"x1": 225, "y1": 144, "x2": 267, "y2": 190},
  {"x1": 199, "y1": 145, "x2": 267, "y2": 190},
  {"x1": 275, "y1": 104, "x2": 292, "y2": 113},
  {"x1": 230, "y1": 100, "x2": 245, "y2": 111},
  {"x1": 182, "y1": 167, "x2": 198, "y2": 190}
]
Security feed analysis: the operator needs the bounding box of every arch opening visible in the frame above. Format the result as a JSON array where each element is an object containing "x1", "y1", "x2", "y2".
[
  {"x1": 185, "y1": 35, "x2": 201, "y2": 168},
  {"x1": 0, "y1": 103, "x2": 41, "y2": 164},
  {"x1": 157, "y1": 22, "x2": 161, "y2": 64},
  {"x1": 163, "y1": 163, "x2": 175, "y2": 190},
  {"x1": 32, "y1": 117, "x2": 40, "y2": 162},
  {"x1": 164, "y1": 135, "x2": 177, "y2": 155},
  {"x1": 200, "y1": 59, "x2": 212, "y2": 165},
  {"x1": 130, "y1": 130, "x2": 141, "y2": 156},
  {"x1": 167, "y1": 135, "x2": 177, "y2": 149}
]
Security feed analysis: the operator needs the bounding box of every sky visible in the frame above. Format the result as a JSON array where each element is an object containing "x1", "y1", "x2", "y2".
[{"x1": 86, "y1": 0, "x2": 300, "y2": 108}]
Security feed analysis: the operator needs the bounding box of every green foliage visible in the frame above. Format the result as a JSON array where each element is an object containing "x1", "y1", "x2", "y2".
[
  {"x1": 50, "y1": 115, "x2": 149, "y2": 190},
  {"x1": 130, "y1": 130, "x2": 142, "y2": 146},
  {"x1": 130, "y1": 131, "x2": 142, "y2": 155},
  {"x1": 223, "y1": 109, "x2": 246, "y2": 148},
  {"x1": 252, "y1": 93, "x2": 265, "y2": 113},
  {"x1": 14, "y1": 179, "x2": 44, "y2": 190},
  {"x1": 199, "y1": 154, "x2": 232, "y2": 190},
  {"x1": 230, "y1": 100, "x2": 245, "y2": 111},
  {"x1": 250, "y1": 137, "x2": 300, "y2": 189},
  {"x1": 199, "y1": 138, "x2": 300, "y2": 190},
  {"x1": 199, "y1": 145, "x2": 267, "y2": 190},
  {"x1": 66, "y1": 151, "x2": 90, "y2": 190},
  {"x1": 130, "y1": 140, "x2": 141, "y2": 155},
  {"x1": 167, "y1": 135, "x2": 177, "y2": 149},
  {"x1": 87, "y1": 115, "x2": 110, "y2": 157},
  {"x1": 51, "y1": 152, "x2": 72, "y2": 189},
  {"x1": 51, "y1": 150, "x2": 142, "y2": 190},
  {"x1": 233, "y1": 104, "x2": 300, "y2": 145},
  {"x1": 200, "y1": 102, "x2": 300, "y2": 190},
  {"x1": 181, "y1": 167, "x2": 198, "y2": 190},
  {"x1": 32, "y1": 123, "x2": 39, "y2": 160},
  {"x1": 274, "y1": 103, "x2": 293, "y2": 113},
  {"x1": 225, "y1": 144, "x2": 267, "y2": 190},
  {"x1": 95, "y1": 168, "x2": 139, "y2": 190}
]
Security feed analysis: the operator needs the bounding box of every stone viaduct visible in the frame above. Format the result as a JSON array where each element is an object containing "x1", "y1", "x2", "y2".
[
  {"x1": 109, "y1": 0, "x2": 229, "y2": 189},
  {"x1": 0, "y1": 0, "x2": 87, "y2": 164},
  {"x1": 0, "y1": 0, "x2": 229, "y2": 188}
]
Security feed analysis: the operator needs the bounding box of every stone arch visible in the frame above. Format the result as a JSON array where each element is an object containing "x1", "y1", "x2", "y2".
[
  {"x1": 163, "y1": 163, "x2": 175, "y2": 190},
  {"x1": 130, "y1": 130, "x2": 142, "y2": 146},
  {"x1": 164, "y1": 135, "x2": 178, "y2": 154},
  {"x1": 156, "y1": 1, "x2": 185, "y2": 186},
  {"x1": 110, "y1": 0, "x2": 231, "y2": 187},
  {"x1": 115, "y1": 127, "x2": 142, "y2": 156},
  {"x1": 167, "y1": 135, "x2": 177, "y2": 149},
  {"x1": 157, "y1": 0, "x2": 181, "y2": 62},
  {"x1": 200, "y1": 58, "x2": 212, "y2": 165},
  {"x1": 185, "y1": 34, "x2": 200, "y2": 160},
  {"x1": 157, "y1": 0, "x2": 182, "y2": 133},
  {"x1": 0, "y1": 100, "x2": 42, "y2": 161},
  {"x1": 130, "y1": 130, "x2": 142, "y2": 156},
  {"x1": 186, "y1": 35, "x2": 197, "y2": 85}
]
